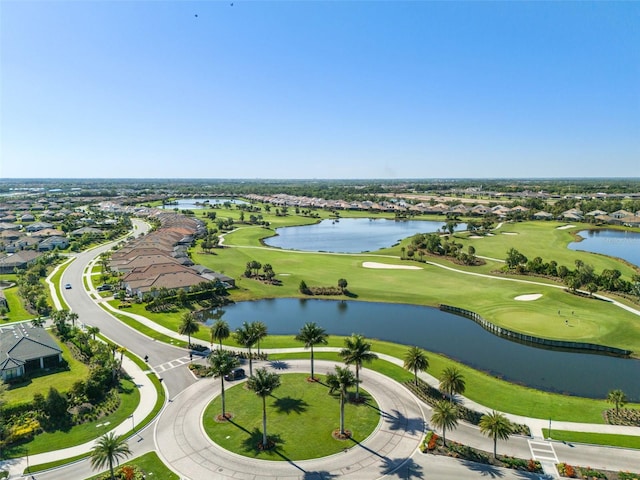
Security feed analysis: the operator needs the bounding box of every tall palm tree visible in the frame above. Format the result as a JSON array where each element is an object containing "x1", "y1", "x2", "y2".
[
  {"x1": 439, "y1": 366, "x2": 466, "y2": 403},
  {"x1": 210, "y1": 319, "x2": 230, "y2": 350},
  {"x1": 403, "y1": 346, "x2": 429, "y2": 386},
  {"x1": 247, "y1": 367, "x2": 281, "y2": 449},
  {"x1": 87, "y1": 325, "x2": 100, "y2": 340},
  {"x1": 68, "y1": 311, "x2": 79, "y2": 329},
  {"x1": 208, "y1": 349, "x2": 239, "y2": 420},
  {"x1": 479, "y1": 410, "x2": 513, "y2": 458},
  {"x1": 235, "y1": 322, "x2": 258, "y2": 376},
  {"x1": 430, "y1": 399, "x2": 458, "y2": 447},
  {"x1": 607, "y1": 389, "x2": 627, "y2": 415},
  {"x1": 89, "y1": 432, "x2": 132, "y2": 480},
  {"x1": 251, "y1": 321, "x2": 268, "y2": 355},
  {"x1": 178, "y1": 312, "x2": 200, "y2": 349},
  {"x1": 295, "y1": 322, "x2": 328, "y2": 381},
  {"x1": 340, "y1": 334, "x2": 378, "y2": 401},
  {"x1": 326, "y1": 365, "x2": 358, "y2": 436}
]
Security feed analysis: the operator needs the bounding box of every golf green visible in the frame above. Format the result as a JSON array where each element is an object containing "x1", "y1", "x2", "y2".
[{"x1": 203, "y1": 373, "x2": 380, "y2": 460}]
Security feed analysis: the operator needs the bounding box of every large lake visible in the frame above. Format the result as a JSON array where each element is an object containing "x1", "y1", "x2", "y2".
[
  {"x1": 205, "y1": 298, "x2": 640, "y2": 401},
  {"x1": 569, "y1": 229, "x2": 640, "y2": 267},
  {"x1": 264, "y1": 218, "x2": 466, "y2": 253}
]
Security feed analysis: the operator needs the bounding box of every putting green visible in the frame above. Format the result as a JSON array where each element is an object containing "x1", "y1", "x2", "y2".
[{"x1": 202, "y1": 373, "x2": 380, "y2": 460}]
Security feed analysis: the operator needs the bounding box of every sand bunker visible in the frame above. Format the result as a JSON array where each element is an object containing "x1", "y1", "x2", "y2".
[
  {"x1": 502, "y1": 232, "x2": 518, "y2": 235},
  {"x1": 469, "y1": 235, "x2": 483, "y2": 239},
  {"x1": 514, "y1": 294, "x2": 543, "y2": 301},
  {"x1": 557, "y1": 225, "x2": 575, "y2": 230},
  {"x1": 362, "y1": 262, "x2": 422, "y2": 270}
]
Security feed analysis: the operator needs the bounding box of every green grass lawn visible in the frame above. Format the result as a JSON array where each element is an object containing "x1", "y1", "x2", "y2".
[
  {"x1": 84, "y1": 451, "x2": 179, "y2": 480},
  {"x1": 542, "y1": 428, "x2": 640, "y2": 449},
  {"x1": 203, "y1": 373, "x2": 380, "y2": 460},
  {"x1": 0, "y1": 286, "x2": 32, "y2": 322},
  {"x1": 4, "y1": 378, "x2": 140, "y2": 458},
  {"x1": 4, "y1": 339, "x2": 89, "y2": 407}
]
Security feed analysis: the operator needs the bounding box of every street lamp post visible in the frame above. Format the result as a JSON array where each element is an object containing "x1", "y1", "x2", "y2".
[
  {"x1": 130, "y1": 413, "x2": 135, "y2": 434},
  {"x1": 548, "y1": 418, "x2": 552, "y2": 439}
]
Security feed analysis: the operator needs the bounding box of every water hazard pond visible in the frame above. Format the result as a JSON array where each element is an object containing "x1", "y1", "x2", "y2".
[
  {"x1": 204, "y1": 298, "x2": 640, "y2": 401},
  {"x1": 263, "y1": 217, "x2": 466, "y2": 253}
]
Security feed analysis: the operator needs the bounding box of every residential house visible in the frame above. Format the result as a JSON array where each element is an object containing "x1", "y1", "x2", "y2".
[
  {"x1": 37, "y1": 236, "x2": 70, "y2": 251},
  {"x1": 0, "y1": 324, "x2": 63, "y2": 381},
  {"x1": 0, "y1": 251, "x2": 41, "y2": 274},
  {"x1": 25, "y1": 222, "x2": 54, "y2": 233},
  {"x1": 533, "y1": 211, "x2": 554, "y2": 220}
]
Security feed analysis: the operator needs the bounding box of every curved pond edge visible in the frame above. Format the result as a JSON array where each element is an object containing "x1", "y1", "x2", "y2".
[{"x1": 440, "y1": 304, "x2": 632, "y2": 358}]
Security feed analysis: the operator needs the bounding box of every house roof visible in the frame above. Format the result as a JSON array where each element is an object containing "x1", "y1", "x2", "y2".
[{"x1": 0, "y1": 324, "x2": 62, "y2": 370}]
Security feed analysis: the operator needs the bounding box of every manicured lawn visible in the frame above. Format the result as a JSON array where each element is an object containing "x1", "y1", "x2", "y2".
[
  {"x1": 203, "y1": 373, "x2": 380, "y2": 460},
  {"x1": 542, "y1": 428, "x2": 640, "y2": 449},
  {"x1": 186, "y1": 218, "x2": 640, "y2": 353},
  {"x1": 84, "y1": 452, "x2": 179, "y2": 480},
  {"x1": 4, "y1": 339, "x2": 89, "y2": 407},
  {"x1": 0, "y1": 286, "x2": 32, "y2": 322},
  {"x1": 3, "y1": 378, "x2": 140, "y2": 458}
]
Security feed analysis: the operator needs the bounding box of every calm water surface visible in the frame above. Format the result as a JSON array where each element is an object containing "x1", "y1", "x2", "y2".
[
  {"x1": 569, "y1": 229, "x2": 640, "y2": 267},
  {"x1": 205, "y1": 298, "x2": 640, "y2": 401},
  {"x1": 264, "y1": 218, "x2": 466, "y2": 253}
]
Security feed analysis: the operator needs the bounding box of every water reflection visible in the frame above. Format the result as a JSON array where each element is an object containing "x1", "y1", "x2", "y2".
[{"x1": 198, "y1": 298, "x2": 640, "y2": 401}]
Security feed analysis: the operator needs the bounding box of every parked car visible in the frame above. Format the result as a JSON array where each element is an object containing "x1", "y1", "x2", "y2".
[
  {"x1": 97, "y1": 284, "x2": 112, "y2": 292},
  {"x1": 224, "y1": 368, "x2": 245, "y2": 381}
]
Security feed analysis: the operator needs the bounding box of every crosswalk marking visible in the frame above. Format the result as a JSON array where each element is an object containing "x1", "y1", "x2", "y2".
[
  {"x1": 154, "y1": 356, "x2": 192, "y2": 372},
  {"x1": 528, "y1": 439, "x2": 558, "y2": 463}
]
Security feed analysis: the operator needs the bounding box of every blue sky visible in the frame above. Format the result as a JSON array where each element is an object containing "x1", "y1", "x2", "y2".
[{"x1": 1, "y1": 1, "x2": 638, "y2": 179}]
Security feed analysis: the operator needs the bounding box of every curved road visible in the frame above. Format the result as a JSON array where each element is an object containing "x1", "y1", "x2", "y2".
[{"x1": 16, "y1": 218, "x2": 640, "y2": 480}]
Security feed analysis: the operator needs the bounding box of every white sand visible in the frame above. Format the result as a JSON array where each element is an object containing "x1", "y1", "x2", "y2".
[
  {"x1": 502, "y1": 232, "x2": 518, "y2": 235},
  {"x1": 557, "y1": 225, "x2": 575, "y2": 230},
  {"x1": 362, "y1": 262, "x2": 423, "y2": 270},
  {"x1": 514, "y1": 294, "x2": 543, "y2": 301},
  {"x1": 469, "y1": 235, "x2": 483, "y2": 239}
]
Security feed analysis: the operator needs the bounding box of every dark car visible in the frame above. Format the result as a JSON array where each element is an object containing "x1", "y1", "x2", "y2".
[
  {"x1": 224, "y1": 368, "x2": 245, "y2": 381},
  {"x1": 97, "y1": 284, "x2": 112, "y2": 292}
]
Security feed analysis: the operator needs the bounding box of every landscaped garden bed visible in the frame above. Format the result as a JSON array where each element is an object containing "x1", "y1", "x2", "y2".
[
  {"x1": 420, "y1": 431, "x2": 542, "y2": 473},
  {"x1": 557, "y1": 462, "x2": 640, "y2": 479}
]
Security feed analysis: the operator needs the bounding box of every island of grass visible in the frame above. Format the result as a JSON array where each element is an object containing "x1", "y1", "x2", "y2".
[{"x1": 203, "y1": 373, "x2": 380, "y2": 460}]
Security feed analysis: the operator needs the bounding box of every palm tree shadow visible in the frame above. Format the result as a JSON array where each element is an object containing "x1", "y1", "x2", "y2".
[
  {"x1": 366, "y1": 405, "x2": 424, "y2": 436},
  {"x1": 379, "y1": 457, "x2": 424, "y2": 478},
  {"x1": 269, "y1": 360, "x2": 290, "y2": 370},
  {"x1": 302, "y1": 472, "x2": 340, "y2": 479},
  {"x1": 272, "y1": 396, "x2": 309, "y2": 414},
  {"x1": 239, "y1": 427, "x2": 285, "y2": 456},
  {"x1": 460, "y1": 460, "x2": 506, "y2": 478}
]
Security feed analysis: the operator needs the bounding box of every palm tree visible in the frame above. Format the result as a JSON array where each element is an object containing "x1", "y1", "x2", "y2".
[
  {"x1": 116, "y1": 346, "x2": 127, "y2": 364},
  {"x1": 247, "y1": 367, "x2": 281, "y2": 449},
  {"x1": 430, "y1": 399, "x2": 458, "y2": 447},
  {"x1": 295, "y1": 322, "x2": 328, "y2": 381},
  {"x1": 439, "y1": 366, "x2": 466, "y2": 403},
  {"x1": 235, "y1": 322, "x2": 258, "y2": 376},
  {"x1": 89, "y1": 432, "x2": 132, "y2": 480},
  {"x1": 403, "y1": 346, "x2": 429, "y2": 386},
  {"x1": 178, "y1": 312, "x2": 200, "y2": 349},
  {"x1": 251, "y1": 321, "x2": 268, "y2": 355},
  {"x1": 340, "y1": 334, "x2": 378, "y2": 401},
  {"x1": 87, "y1": 325, "x2": 100, "y2": 340},
  {"x1": 479, "y1": 410, "x2": 513, "y2": 458},
  {"x1": 68, "y1": 311, "x2": 79, "y2": 329},
  {"x1": 326, "y1": 365, "x2": 358, "y2": 436},
  {"x1": 210, "y1": 319, "x2": 230, "y2": 350},
  {"x1": 208, "y1": 349, "x2": 239, "y2": 420},
  {"x1": 607, "y1": 389, "x2": 627, "y2": 415}
]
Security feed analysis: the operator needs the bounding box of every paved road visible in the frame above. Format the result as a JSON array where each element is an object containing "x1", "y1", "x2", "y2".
[{"x1": 9, "y1": 218, "x2": 640, "y2": 479}]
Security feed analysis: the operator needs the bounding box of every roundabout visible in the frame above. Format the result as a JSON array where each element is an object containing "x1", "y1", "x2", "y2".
[{"x1": 154, "y1": 359, "x2": 426, "y2": 479}]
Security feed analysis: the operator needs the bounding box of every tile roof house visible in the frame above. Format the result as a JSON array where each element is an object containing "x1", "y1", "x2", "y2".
[
  {"x1": 0, "y1": 251, "x2": 42, "y2": 273},
  {"x1": 0, "y1": 324, "x2": 63, "y2": 381}
]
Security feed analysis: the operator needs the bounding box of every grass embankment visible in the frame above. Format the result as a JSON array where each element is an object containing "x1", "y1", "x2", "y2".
[
  {"x1": 542, "y1": 429, "x2": 640, "y2": 449},
  {"x1": 203, "y1": 373, "x2": 379, "y2": 460},
  {"x1": 0, "y1": 274, "x2": 32, "y2": 322},
  {"x1": 83, "y1": 452, "x2": 179, "y2": 480}
]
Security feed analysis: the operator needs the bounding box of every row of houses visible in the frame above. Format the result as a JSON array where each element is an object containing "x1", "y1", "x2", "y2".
[
  {"x1": 245, "y1": 194, "x2": 640, "y2": 227},
  {"x1": 111, "y1": 212, "x2": 234, "y2": 299}
]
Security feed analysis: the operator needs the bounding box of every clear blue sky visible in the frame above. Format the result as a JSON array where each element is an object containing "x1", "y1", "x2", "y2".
[{"x1": 1, "y1": 1, "x2": 638, "y2": 179}]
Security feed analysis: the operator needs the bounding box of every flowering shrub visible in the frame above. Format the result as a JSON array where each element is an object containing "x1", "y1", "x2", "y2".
[
  {"x1": 420, "y1": 431, "x2": 439, "y2": 452},
  {"x1": 557, "y1": 463, "x2": 576, "y2": 478}
]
